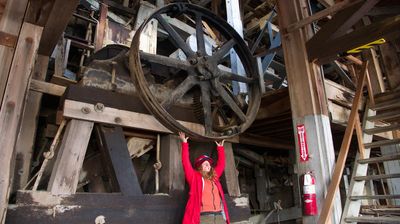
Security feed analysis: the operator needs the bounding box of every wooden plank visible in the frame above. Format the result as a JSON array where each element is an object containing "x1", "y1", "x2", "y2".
[
  {"x1": 12, "y1": 55, "x2": 49, "y2": 194},
  {"x1": 38, "y1": 0, "x2": 79, "y2": 55},
  {"x1": 63, "y1": 99, "x2": 205, "y2": 135},
  {"x1": 95, "y1": 125, "x2": 143, "y2": 196},
  {"x1": 0, "y1": 31, "x2": 16, "y2": 47},
  {"x1": 25, "y1": 0, "x2": 54, "y2": 27},
  {"x1": 286, "y1": 0, "x2": 362, "y2": 33},
  {"x1": 223, "y1": 143, "x2": 240, "y2": 197},
  {"x1": 7, "y1": 190, "x2": 250, "y2": 223},
  {"x1": 317, "y1": 0, "x2": 334, "y2": 7},
  {"x1": 47, "y1": 119, "x2": 94, "y2": 195},
  {"x1": 354, "y1": 115, "x2": 365, "y2": 159},
  {"x1": 318, "y1": 61, "x2": 368, "y2": 224},
  {"x1": 159, "y1": 134, "x2": 185, "y2": 194},
  {"x1": 380, "y1": 41, "x2": 400, "y2": 90},
  {"x1": 0, "y1": 0, "x2": 29, "y2": 104},
  {"x1": 0, "y1": 22, "x2": 42, "y2": 224},
  {"x1": 363, "y1": 49, "x2": 386, "y2": 94},
  {"x1": 94, "y1": 2, "x2": 107, "y2": 51},
  {"x1": 29, "y1": 79, "x2": 66, "y2": 96}
]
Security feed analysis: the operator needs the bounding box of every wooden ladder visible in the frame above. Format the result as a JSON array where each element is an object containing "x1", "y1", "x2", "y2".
[{"x1": 340, "y1": 88, "x2": 400, "y2": 224}]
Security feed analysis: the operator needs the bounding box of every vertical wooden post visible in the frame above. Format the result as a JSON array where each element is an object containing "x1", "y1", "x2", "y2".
[
  {"x1": 95, "y1": 2, "x2": 108, "y2": 51},
  {"x1": 380, "y1": 41, "x2": 400, "y2": 90},
  {"x1": 223, "y1": 143, "x2": 240, "y2": 197},
  {"x1": 159, "y1": 134, "x2": 185, "y2": 195},
  {"x1": 12, "y1": 55, "x2": 49, "y2": 193},
  {"x1": 47, "y1": 119, "x2": 94, "y2": 195},
  {"x1": 277, "y1": 0, "x2": 342, "y2": 223},
  {"x1": 0, "y1": 22, "x2": 42, "y2": 223},
  {"x1": 95, "y1": 125, "x2": 143, "y2": 196},
  {"x1": 0, "y1": 0, "x2": 29, "y2": 104}
]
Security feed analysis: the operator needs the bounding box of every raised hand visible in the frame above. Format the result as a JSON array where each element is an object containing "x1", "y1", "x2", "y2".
[
  {"x1": 215, "y1": 139, "x2": 225, "y2": 147},
  {"x1": 179, "y1": 132, "x2": 189, "y2": 143}
]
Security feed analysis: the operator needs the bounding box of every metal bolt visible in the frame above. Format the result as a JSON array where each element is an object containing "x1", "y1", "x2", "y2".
[
  {"x1": 81, "y1": 107, "x2": 91, "y2": 114},
  {"x1": 189, "y1": 58, "x2": 198, "y2": 65},
  {"x1": 94, "y1": 103, "x2": 105, "y2": 112},
  {"x1": 114, "y1": 117, "x2": 122, "y2": 123}
]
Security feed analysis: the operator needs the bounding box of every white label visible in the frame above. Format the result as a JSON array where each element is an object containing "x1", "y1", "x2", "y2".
[{"x1": 303, "y1": 185, "x2": 315, "y2": 194}]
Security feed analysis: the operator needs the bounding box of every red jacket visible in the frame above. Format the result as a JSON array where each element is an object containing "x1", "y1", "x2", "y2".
[{"x1": 181, "y1": 142, "x2": 230, "y2": 224}]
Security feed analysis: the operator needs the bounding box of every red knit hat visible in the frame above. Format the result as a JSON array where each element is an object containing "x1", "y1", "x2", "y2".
[{"x1": 194, "y1": 155, "x2": 214, "y2": 168}]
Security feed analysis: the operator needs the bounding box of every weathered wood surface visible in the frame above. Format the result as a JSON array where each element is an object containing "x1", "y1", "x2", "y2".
[
  {"x1": 12, "y1": 55, "x2": 49, "y2": 194},
  {"x1": 159, "y1": 134, "x2": 185, "y2": 195},
  {"x1": 0, "y1": 0, "x2": 29, "y2": 104},
  {"x1": 30, "y1": 79, "x2": 66, "y2": 96},
  {"x1": 6, "y1": 191, "x2": 250, "y2": 223},
  {"x1": 47, "y1": 119, "x2": 94, "y2": 195},
  {"x1": 95, "y1": 125, "x2": 143, "y2": 196},
  {"x1": 38, "y1": 0, "x2": 79, "y2": 55},
  {"x1": 0, "y1": 22, "x2": 42, "y2": 224}
]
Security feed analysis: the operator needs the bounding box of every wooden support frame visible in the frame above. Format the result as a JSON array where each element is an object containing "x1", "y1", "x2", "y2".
[
  {"x1": 318, "y1": 61, "x2": 369, "y2": 224},
  {"x1": 95, "y1": 125, "x2": 143, "y2": 196},
  {"x1": 0, "y1": 22, "x2": 42, "y2": 224},
  {"x1": 47, "y1": 119, "x2": 94, "y2": 195}
]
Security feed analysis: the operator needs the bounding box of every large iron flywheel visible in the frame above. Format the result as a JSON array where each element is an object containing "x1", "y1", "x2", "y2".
[{"x1": 129, "y1": 3, "x2": 261, "y2": 140}]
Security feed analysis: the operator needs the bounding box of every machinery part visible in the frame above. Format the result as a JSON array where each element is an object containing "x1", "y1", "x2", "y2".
[{"x1": 129, "y1": 3, "x2": 261, "y2": 140}]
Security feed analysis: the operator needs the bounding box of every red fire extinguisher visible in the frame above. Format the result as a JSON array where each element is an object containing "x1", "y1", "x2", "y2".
[{"x1": 302, "y1": 172, "x2": 318, "y2": 216}]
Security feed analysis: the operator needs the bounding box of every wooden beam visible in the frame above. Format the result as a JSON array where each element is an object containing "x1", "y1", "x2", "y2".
[
  {"x1": 159, "y1": 134, "x2": 185, "y2": 195},
  {"x1": 29, "y1": 79, "x2": 66, "y2": 96},
  {"x1": 0, "y1": 0, "x2": 29, "y2": 105},
  {"x1": 95, "y1": 125, "x2": 143, "y2": 196},
  {"x1": 0, "y1": 31, "x2": 16, "y2": 48},
  {"x1": 379, "y1": 41, "x2": 400, "y2": 90},
  {"x1": 223, "y1": 143, "x2": 240, "y2": 197},
  {"x1": 12, "y1": 55, "x2": 49, "y2": 194},
  {"x1": 307, "y1": 0, "x2": 380, "y2": 61},
  {"x1": 317, "y1": 0, "x2": 335, "y2": 7},
  {"x1": 0, "y1": 22, "x2": 42, "y2": 224},
  {"x1": 318, "y1": 61, "x2": 368, "y2": 224},
  {"x1": 309, "y1": 14, "x2": 400, "y2": 63},
  {"x1": 63, "y1": 99, "x2": 206, "y2": 135},
  {"x1": 94, "y1": 2, "x2": 107, "y2": 51},
  {"x1": 38, "y1": 0, "x2": 79, "y2": 55},
  {"x1": 7, "y1": 190, "x2": 250, "y2": 223},
  {"x1": 48, "y1": 119, "x2": 94, "y2": 195},
  {"x1": 25, "y1": 0, "x2": 55, "y2": 27},
  {"x1": 286, "y1": 0, "x2": 362, "y2": 33},
  {"x1": 278, "y1": 0, "x2": 342, "y2": 222}
]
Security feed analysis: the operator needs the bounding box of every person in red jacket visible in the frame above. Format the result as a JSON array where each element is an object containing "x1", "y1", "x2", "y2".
[{"x1": 179, "y1": 132, "x2": 230, "y2": 224}]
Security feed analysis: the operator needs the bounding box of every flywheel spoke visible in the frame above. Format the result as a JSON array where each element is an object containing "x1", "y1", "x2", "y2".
[
  {"x1": 212, "y1": 39, "x2": 236, "y2": 63},
  {"x1": 195, "y1": 13, "x2": 206, "y2": 56},
  {"x1": 200, "y1": 83, "x2": 212, "y2": 135},
  {"x1": 212, "y1": 80, "x2": 246, "y2": 123},
  {"x1": 161, "y1": 75, "x2": 197, "y2": 110},
  {"x1": 140, "y1": 51, "x2": 191, "y2": 70}
]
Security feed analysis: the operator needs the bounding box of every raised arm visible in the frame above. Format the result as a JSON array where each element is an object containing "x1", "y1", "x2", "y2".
[
  {"x1": 179, "y1": 132, "x2": 194, "y2": 183},
  {"x1": 214, "y1": 140, "x2": 226, "y2": 178}
]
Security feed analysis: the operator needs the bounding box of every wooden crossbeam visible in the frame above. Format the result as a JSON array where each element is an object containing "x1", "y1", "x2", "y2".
[
  {"x1": 286, "y1": 0, "x2": 362, "y2": 33},
  {"x1": 309, "y1": 14, "x2": 400, "y2": 63},
  {"x1": 318, "y1": 61, "x2": 369, "y2": 224},
  {"x1": 307, "y1": 0, "x2": 380, "y2": 62}
]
